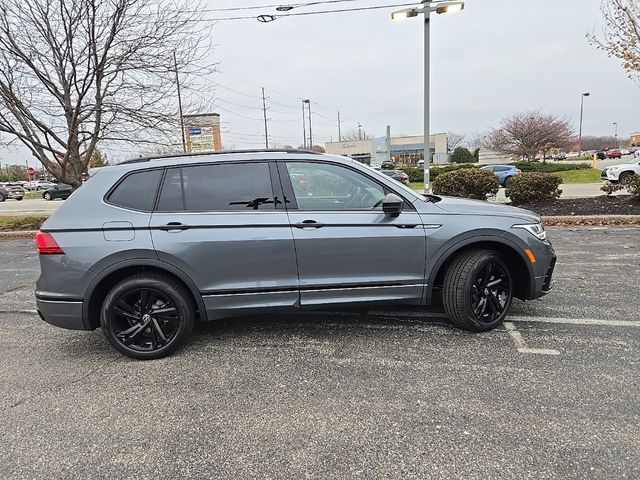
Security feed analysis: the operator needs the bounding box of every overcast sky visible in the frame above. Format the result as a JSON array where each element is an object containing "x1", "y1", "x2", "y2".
[{"x1": 2, "y1": 0, "x2": 639, "y2": 165}]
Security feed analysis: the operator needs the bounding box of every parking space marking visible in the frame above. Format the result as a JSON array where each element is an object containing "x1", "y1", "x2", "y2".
[
  {"x1": 509, "y1": 315, "x2": 640, "y2": 328},
  {"x1": 504, "y1": 322, "x2": 560, "y2": 356}
]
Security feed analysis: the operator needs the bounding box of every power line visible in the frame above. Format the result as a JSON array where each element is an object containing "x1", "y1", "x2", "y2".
[
  {"x1": 203, "y1": 2, "x2": 419, "y2": 22},
  {"x1": 198, "y1": 0, "x2": 367, "y2": 13}
]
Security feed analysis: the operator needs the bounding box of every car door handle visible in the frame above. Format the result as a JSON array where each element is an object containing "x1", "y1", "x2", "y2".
[
  {"x1": 157, "y1": 222, "x2": 190, "y2": 232},
  {"x1": 294, "y1": 220, "x2": 324, "y2": 229}
]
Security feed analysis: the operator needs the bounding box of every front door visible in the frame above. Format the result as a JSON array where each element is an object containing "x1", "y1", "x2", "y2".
[{"x1": 279, "y1": 160, "x2": 427, "y2": 308}]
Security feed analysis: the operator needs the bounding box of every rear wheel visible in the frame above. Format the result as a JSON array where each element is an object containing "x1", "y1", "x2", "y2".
[
  {"x1": 43, "y1": 192, "x2": 52, "y2": 200},
  {"x1": 15, "y1": 197, "x2": 23, "y2": 201},
  {"x1": 100, "y1": 273, "x2": 195, "y2": 360},
  {"x1": 0, "y1": 195, "x2": 4, "y2": 202},
  {"x1": 443, "y1": 249, "x2": 513, "y2": 332}
]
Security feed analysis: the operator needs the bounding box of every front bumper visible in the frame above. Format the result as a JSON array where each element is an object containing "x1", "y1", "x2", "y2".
[
  {"x1": 601, "y1": 169, "x2": 619, "y2": 182},
  {"x1": 36, "y1": 296, "x2": 87, "y2": 330},
  {"x1": 529, "y1": 244, "x2": 556, "y2": 300}
]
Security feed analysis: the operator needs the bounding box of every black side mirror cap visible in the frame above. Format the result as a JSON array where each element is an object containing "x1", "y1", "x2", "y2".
[{"x1": 382, "y1": 193, "x2": 404, "y2": 217}]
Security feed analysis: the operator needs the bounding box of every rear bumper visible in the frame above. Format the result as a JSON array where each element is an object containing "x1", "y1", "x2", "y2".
[{"x1": 36, "y1": 296, "x2": 87, "y2": 330}]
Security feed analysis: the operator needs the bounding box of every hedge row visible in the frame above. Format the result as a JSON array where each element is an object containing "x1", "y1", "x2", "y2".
[
  {"x1": 511, "y1": 161, "x2": 590, "y2": 173},
  {"x1": 400, "y1": 163, "x2": 478, "y2": 183}
]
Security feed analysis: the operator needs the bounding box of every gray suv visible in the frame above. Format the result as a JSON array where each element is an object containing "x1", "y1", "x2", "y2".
[{"x1": 36, "y1": 150, "x2": 556, "y2": 359}]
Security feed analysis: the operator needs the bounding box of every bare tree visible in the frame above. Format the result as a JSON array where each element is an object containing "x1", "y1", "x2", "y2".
[
  {"x1": 340, "y1": 128, "x2": 371, "y2": 141},
  {"x1": 487, "y1": 111, "x2": 574, "y2": 161},
  {"x1": 0, "y1": 0, "x2": 212, "y2": 187},
  {"x1": 447, "y1": 132, "x2": 465, "y2": 152},
  {"x1": 589, "y1": 0, "x2": 640, "y2": 84},
  {"x1": 580, "y1": 135, "x2": 618, "y2": 151}
]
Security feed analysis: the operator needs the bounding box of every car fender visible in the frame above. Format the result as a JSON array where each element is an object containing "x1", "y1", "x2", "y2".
[
  {"x1": 424, "y1": 229, "x2": 534, "y2": 304},
  {"x1": 82, "y1": 256, "x2": 208, "y2": 328}
]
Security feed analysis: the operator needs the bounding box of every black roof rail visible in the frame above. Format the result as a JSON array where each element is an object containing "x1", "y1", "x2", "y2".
[{"x1": 119, "y1": 148, "x2": 321, "y2": 165}]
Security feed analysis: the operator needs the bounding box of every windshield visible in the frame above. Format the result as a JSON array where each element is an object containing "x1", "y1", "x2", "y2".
[{"x1": 627, "y1": 158, "x2": 640, "y2": 165}]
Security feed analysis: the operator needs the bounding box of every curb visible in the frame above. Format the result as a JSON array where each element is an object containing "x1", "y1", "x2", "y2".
[{"x1": 542, "y1": 215, "x2": 640, "y2": 226}]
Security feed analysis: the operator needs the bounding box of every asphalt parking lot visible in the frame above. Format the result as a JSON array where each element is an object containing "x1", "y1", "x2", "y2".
[{"x1": 0, "y1": 227, "x2": 639, "y2": 479}]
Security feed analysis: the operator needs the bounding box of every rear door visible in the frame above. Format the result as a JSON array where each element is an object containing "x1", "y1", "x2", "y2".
[
  {"x1": 149, "y1": 161, "x2": 299, "y2": 318},
  {"x1": 279, "y1": 160, "x2": 427, "y2": 308}
]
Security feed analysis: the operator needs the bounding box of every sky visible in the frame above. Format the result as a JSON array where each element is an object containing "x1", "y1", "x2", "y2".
[{"x1": 1, "y1": 0, "x2": 639, "y2": 166}]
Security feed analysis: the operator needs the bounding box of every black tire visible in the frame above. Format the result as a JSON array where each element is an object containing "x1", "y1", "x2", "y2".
[
  {"x1": 619, "y1": 171, "x2": 635, "y2": 184},
  {"x1": 43, "y1": 192, "x2": 52, "y2": 200},
  {"x1": 0, "y1": 195, "x2": 4, "y2": 202},
  {"x1": 100, "y1": 273, "x2": 196, "y2": 360},
  {"x1": 36, "y1": 186, "x2": 42, "y2": 191},
  {"x1": 443, "y1": 249, "x2": 513, "y2": 332},
  {"x1": 15, "y1": 197, "x2": 23, "y2": 201}
]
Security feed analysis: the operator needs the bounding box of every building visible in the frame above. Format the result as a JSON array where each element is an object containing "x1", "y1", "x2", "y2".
[
  {"x1": 325, "y1": 133, "x2": 448, "y2": 167},
  {"x1": 183, "y1": 113, "x2": 222, "y2": 152},
  {"x1": 630, "y1": 132, "x2": 640, "y2": 147}
]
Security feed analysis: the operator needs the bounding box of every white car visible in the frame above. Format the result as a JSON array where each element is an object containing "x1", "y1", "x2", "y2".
[
  {"x1": 601, "y1": 158, "x2": 640, "y2": 183},
  {"x1": 25, "y1": 180, "x2": 56, "y2": 191}
]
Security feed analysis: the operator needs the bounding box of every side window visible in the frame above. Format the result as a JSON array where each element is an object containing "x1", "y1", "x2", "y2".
[
  {"x1": 157, "y1": 162, "x2": 275, "y2": 212},
  {"x1": 108, "y1": 169, "x2": 162, "y2": 211},
  {"x1": 285, "y1": 162, "x2": 386, "y2": 211}
]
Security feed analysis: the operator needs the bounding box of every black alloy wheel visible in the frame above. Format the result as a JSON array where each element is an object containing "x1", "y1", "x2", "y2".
[
  {"x1": 101, "y1": 273, "x2": 195, "y2": 359},
  {"x1": 443, "y1": 249, "x2": 513, "y2": 332},
  {"x1": 470, "y1": 260, "x2": 511, "y2": 324}
]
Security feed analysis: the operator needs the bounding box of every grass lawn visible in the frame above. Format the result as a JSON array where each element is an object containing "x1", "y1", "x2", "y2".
[
  {"x1": 0, "y1": 215, "x2": 48, "y2": 231},
  {"x1": 554, "y1": 168, "x2": 602, "y2": 184},
  {"x1": 409, "y1": 182, "x2": 424, "y2": 191}
]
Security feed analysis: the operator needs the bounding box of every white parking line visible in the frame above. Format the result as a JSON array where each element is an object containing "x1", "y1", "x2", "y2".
[
  {"x1": 509, "y1": 315, "x2": 640, "y2": 328},
  {"x1": 504, "y1": 322, "x2": 561, "y2": 356}
]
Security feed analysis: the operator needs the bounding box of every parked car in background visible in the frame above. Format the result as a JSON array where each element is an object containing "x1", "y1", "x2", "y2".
[
  {"x1": 42, "y1": 183, "x2": 73, "y2": 200},
  {"x1": 35, "y1": 150, "x2": 556, "y2": 360},
  {"x1": 380, "y1": 161, "x2": 395, "y2": 169},
  {"x1": 619, "y1": 148, "x2": 631, "y2": 156},
  {"x1": 481, "y1": 165, "x2": 521, "y2": 186},
  {"x1": 25, "y1": 180, "x2": 57, "y2": 191},
  {"x1": 0, "y1": 183, "x2": 25, "y2": 201},
  {"x1": 595, "y1": 151, "x2": 607, "y2": 160},
  {"x1": 552, "y1": 153, "x2": 567, "y2": 161},
  {"x1": 601, "y1": 158, "x2": 640, "y2": 183},
  {"x1": 606, "y1": 149, "x2": 622, "y2": 159},
  {"x1": 380, "y1": 169, "x2": 410, "y2": 185}
]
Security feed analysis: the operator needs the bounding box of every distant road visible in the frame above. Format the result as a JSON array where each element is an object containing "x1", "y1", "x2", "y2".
[{"x1": 0, "y1": 198, "x2": 61, "y2": 216}]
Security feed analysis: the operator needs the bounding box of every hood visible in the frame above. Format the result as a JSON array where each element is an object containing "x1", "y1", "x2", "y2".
[{"x1": 433, "y1": 196, "x2": 540, "y2": 222}]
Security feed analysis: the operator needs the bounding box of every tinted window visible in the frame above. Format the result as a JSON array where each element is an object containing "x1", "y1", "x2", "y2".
[
  {"x1": 286, "y1": 162, "x2": 385, "y2": 211},
  {"x1": 495, "y1": 166, "x2": 510, "y2": 172},
  {"x1": 108, "y1": 169, "x2": 162, "y2": 211},
  {"x1": 157, "y1": 163, "x2": 275, "y2": 212}
]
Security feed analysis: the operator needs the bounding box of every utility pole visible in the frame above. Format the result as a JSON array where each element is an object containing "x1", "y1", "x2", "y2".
[
  {"x1": 337, "y1": 111, "x2": 342, "y2": 142},
  {"x1": 262, "y1": 87, "x2": 269, "y2": 149},
  {"x1": 174, "y1": 52, "x2": 186, "y2": 153},
  {"x1": 305, "y1": 99, "x2": 313, "y2": 148},
  {"x1": 358, "y1": 123, "x2": 362, "y2": 141},
  {"x1": 302, "y1": 100, "x2": 307, "y2": 149},
  {"x1": 613, "y1": 122, "x2": 618, "y2": 148}
]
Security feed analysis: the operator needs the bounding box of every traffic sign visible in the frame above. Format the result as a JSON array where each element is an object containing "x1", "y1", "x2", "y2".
[{"x1": 27, "y1": 167, "x2": 35, "y2": 176}]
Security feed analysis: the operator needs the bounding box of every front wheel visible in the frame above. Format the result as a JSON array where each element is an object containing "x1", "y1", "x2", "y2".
[
  {"x1": 619, "y1": 171, "x2": 635, "y2": 184},
  {"x1": 443, "y1": 249, "x2": 513, "y2": 332},
  {"x1": 100, "y1": 273, "x2": 196, "y2": 360},
  {"x1": 43, "y1": 192, "x2": 52, "y2": 200}
]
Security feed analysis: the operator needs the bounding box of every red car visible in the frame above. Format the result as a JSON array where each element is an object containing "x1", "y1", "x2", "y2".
[{"x1": 606, "y1": 149, "x2": 622, "y2": 159}]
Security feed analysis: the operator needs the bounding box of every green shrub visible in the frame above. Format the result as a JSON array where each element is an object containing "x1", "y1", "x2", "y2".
[
  {"x1": 451, "y1": 147, "x2": 474, "y2": 164},
  {"x1": 511, "y1": 161, "x2": 590, "y2": 173},
  {"x1": 399, "y1": 163, "x2": 479, "y2": 183},
  {"x1": 627, "y1": 175, "x2": 640, "y2": 201},
  {"x1": 432, "y1": 168, "x2": 500, "y2": 200},
  {"x1": 601, "y1": 181, "x2": 624, "y2": 197},
  {"x1": 505, "y1": 172, "x2": 562, "y2": 204}
]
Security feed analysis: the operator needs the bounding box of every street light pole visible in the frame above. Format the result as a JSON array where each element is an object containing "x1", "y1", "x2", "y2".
[
  {"x1": 423, "y1": 2, "x2": 431, "y2": 193},
  {"x1": 391, "y1": 0, "x2": 464, "y2": 194},
  {"x1": 306, "y1": 99, "x2": 313, "y2": 148},
  {"x1": 613, "y1": 122, "x2": 618, "y2": 148},
  {"x1": 578, "y1": 92, "x2": 590, "y2": 157}
]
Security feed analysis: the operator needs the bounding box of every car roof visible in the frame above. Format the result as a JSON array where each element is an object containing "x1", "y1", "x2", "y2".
[{"x1": 101, "y1": 149, "x2": 359, "y2": 174}]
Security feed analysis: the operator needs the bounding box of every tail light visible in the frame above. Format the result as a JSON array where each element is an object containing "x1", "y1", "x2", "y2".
[{"x1": 36, "y1": 231, "x2": 64, "y2": 255}]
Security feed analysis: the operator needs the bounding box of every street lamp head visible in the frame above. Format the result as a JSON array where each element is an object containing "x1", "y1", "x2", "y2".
[
  {"x1": 303, "y1": 99, "x2": 310, "y2": 104},
  {"x1": 435, "y1": 2, "x2": 465, "y2": 14},
  {"x1": 391, "y1": 8, "x2": 419, "y2": 20},
  {"x1": 582, "y1": 92, "x2": 590, "y2": 97}
]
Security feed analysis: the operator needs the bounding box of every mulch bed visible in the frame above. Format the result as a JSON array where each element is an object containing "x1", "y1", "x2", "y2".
[{"x1": 518, "y1": 195, "x2": 640, "y2": 217}]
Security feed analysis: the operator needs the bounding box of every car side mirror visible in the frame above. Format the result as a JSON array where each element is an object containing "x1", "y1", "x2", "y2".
[{"x1": 382, "y1": 193, "x2": 404, "y2": 217}]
